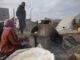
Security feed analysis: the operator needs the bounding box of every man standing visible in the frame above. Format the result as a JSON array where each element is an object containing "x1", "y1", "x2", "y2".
[{"x1": 16, "y1": 2, "x2": 26, "y2": 34}]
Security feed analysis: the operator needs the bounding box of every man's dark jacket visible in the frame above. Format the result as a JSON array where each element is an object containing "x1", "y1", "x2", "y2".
[{"x1": 16, "y1": 5, "x2": 26, "y2": 30}]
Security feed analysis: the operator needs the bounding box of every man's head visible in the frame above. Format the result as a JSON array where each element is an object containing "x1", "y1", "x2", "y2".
[{"x1": 21, "y1": 2, "x2": 25, "y2": 6}]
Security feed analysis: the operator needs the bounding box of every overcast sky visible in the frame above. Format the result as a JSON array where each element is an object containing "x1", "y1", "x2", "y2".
[{"x1": 0, "y1": 0, "x2": 80, "y2": 21}]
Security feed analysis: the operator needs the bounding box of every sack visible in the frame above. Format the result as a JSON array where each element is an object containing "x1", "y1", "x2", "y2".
[{"x1": 6, "y1": 48, "x2": 55, "y2": 60}]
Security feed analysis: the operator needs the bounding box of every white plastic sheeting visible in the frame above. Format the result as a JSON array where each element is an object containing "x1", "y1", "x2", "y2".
[
  {"x1": 6, "y1": 47, "x2": 55, "y2": 60},
  {"x1": 56, "y1": 17, "x2": 75, "y2": 31}
]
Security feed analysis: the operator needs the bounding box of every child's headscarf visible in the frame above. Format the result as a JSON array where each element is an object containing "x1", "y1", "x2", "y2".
[{"x1": 4, "y1": 19, "x2": 15, "y2": 28}]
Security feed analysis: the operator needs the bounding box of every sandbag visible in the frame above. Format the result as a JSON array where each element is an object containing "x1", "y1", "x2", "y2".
[{"x1": 6, "y1": 47, "x2": 55, "y2": 60}]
